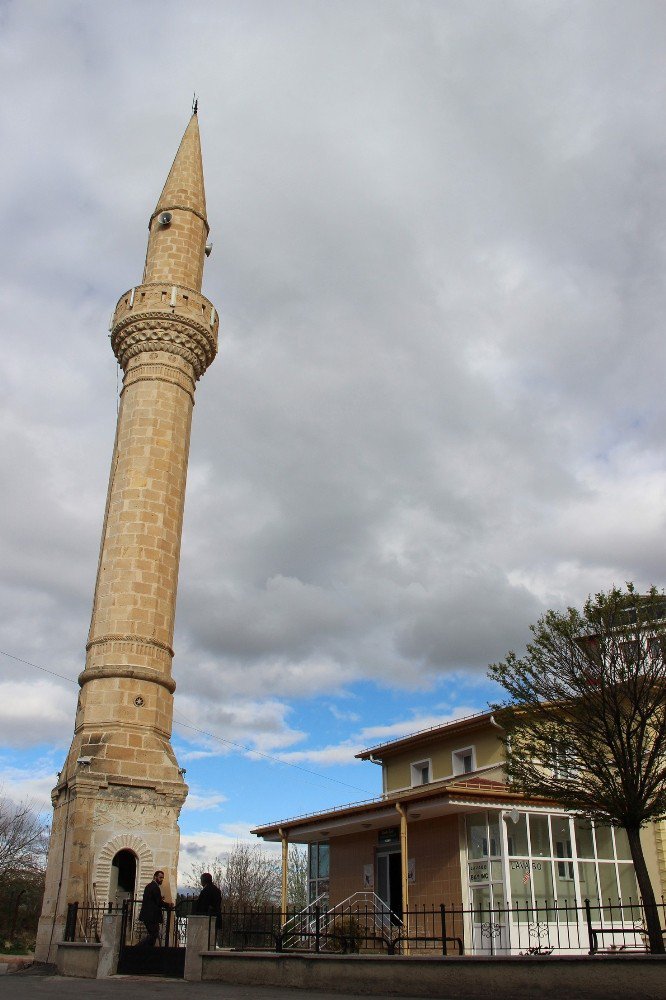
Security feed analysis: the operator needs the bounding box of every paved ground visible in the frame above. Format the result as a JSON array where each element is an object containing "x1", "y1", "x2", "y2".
[{"x1": 0, "y1": 971, "x2": 431, "y2": 1000}]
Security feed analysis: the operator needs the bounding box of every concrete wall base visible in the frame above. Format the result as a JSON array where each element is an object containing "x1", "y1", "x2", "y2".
[
  {"x1": 199, "y1": 950, "x2": 666, "y2": 1000},
  {"x1": 55, "y1": 942, "x2": 101, "y2": 978}
]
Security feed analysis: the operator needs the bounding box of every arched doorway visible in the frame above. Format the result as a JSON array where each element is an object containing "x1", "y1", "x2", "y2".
[{"x1": 109, "y1": 849, "x2": 137, "y2": 903}]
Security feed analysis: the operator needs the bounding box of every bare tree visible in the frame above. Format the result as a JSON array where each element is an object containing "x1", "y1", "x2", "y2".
[
  {"x1": 186, "y1": 843, "x2": 281, "y2": 908},
  {"x1": 186, "y1": 855, "x2": 226, "y2": 893},
  {"x1": 0, "y1": 797, "x2": 48, "y2": 880},
  {"x1": 0, "y1": 797, "x2": 48, "y2": 947},
  {"x1": 224, "y1": 843, "x2": 280, "y2": 907},
  {"x1": 287, "y1": 845, "x2": 308, "y2": 910},
  {"x1": 489, "y1": 585, "x2": 666, "y2": 953}
]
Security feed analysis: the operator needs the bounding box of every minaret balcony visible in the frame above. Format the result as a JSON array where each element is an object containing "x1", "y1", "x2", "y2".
[{"x1": 111, "y1": 282, "x2": 219, "y2": 379}]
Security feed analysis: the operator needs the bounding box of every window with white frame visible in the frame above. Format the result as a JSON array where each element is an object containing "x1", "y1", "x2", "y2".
[
  {"x1": 453, "y1": 747, "x2": 475, "y2": 775},
  {"x1": 410, "y1": 760, "x2": 431, "y2": 786},
  {"x1": 501, "y1": 812, "x2": 638, "y2": 913},
  {"x1": 551, "y1": 742, "x2": 576, "y2": 780}
]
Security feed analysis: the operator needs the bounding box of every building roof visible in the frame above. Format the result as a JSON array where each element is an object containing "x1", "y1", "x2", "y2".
[
  {"x1": 251, "y1": 773, "x2": 557, "y2": 844},
  {"x1": 355, "y1": 709, "x2": 498, "y2": 760}
]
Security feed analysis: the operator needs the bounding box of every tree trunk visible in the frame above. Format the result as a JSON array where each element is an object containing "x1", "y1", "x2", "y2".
[{"x1": 626, "y1": 825, "x2": 664, "y2": 954}]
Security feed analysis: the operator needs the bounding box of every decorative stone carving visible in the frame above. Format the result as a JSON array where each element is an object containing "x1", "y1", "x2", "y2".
[
  {"x1": 86, "y1": 634, "x2": 175, "y2": 657},
  {"x1": 93, "y1": 799, "x2": 175, "y2": 830},
  {"x1": 95, "y1": 832, "x2": 154, "y2": 904},
  {"x1": 111, "y1": 313, "x2": 216, "y2": 379}
]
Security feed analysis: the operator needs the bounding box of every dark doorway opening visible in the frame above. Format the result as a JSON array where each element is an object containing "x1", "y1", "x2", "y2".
[
  {"x1": 377, "y1": 850, "x2": 403, "y2": 921},
  {"x1": 388, "y1": 852, "x2": 403, "y2": 918},
  {"x1": 111, "y1": 850, "x2": 136, "y2": 902}
]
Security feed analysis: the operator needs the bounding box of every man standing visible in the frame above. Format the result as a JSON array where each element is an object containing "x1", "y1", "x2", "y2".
[
  {"x1": 194, "y1": 872, "x2": 222, "y2": 946},
  {"x1": 138, "y1": 870, "x2": 169, "y2": 946}
]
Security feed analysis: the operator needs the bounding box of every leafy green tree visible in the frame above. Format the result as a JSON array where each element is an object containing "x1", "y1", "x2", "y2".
[{"x1": 489, "y1": 586, "x2": 666, "y2": 953}]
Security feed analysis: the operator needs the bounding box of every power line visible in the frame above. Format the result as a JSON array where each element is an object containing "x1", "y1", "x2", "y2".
[
  {"x1": 173, "y1": 711, "x2": 369, "y2": 793},
  {"x1": 0, "y1": 649, "x2": 372, "y2": 795},
  {"x1": 0, "y1": 649, "x2": 78, "y2": 685}
]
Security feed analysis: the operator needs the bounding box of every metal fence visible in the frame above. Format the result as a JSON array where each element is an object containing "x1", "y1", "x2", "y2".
[
  {"x1": 63, "y1": 901, "x2": 117, "y2": 943},
  {"x1": 119, "y1": 895, "x2": 194, "y2": 948},
  {"x1": 64, "y1": 894, "x2": 665, "y2": 956},
  {"x1": 63, "y1": 894, "x2": 197, "y2": 947},
  {"x1": 198, "y1": 897, "x2": 666, "y2": 956}
]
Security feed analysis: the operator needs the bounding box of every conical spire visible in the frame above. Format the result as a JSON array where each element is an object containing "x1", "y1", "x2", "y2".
[
  {"x1": 143, "y1": 113, "x2": 209, "y2": 291},
  {"x1": 153, "y1": 113, "x2": 207, "y2": 223}
]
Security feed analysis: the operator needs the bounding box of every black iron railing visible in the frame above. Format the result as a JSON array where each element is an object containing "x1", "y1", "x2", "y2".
[
  {"x1": 191, "y1": 896, "x2": 665, "y2": 956},
  {"x1": 63, "y1": 901, "x2": 119, "y2": 943},
  {"x1": 119, "y1": 895, "x2": 195, "y2": 948}
]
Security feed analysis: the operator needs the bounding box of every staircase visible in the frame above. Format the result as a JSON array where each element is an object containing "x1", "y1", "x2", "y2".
[{"x1": 281, "y1": 892, "x2": 402, "y2": 952}]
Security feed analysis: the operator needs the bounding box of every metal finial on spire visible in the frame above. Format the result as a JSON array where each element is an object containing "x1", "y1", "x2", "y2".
[{"x1": 192, "y1": 93, "x2": 198, "y2": 115}]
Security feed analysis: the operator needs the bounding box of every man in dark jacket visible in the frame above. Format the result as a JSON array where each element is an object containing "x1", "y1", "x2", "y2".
[
  {"x1": 194, "y1": 872, "x2": 222, "y2": 946},
  {"x1": 138, "y1": 870, "x2": 168, "y2": 946}
]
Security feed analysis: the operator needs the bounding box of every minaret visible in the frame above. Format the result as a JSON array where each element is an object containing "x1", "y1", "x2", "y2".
[{"x1": 36, "y1": 112, "x2": 218, "y2": 961}]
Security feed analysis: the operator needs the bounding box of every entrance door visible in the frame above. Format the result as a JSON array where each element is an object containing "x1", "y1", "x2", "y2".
[
  {"x1": 110, "y1": 850, "x2": 137, "y2": 905},
  {"x1": 376, "y1": 851, "x2": 402, "y2": 921}
]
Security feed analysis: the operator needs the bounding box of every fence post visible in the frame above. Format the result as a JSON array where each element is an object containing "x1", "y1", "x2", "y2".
[
  {"x1": 584, "y1": 898, "x2": 596, "y2": 955},
  {"x1": 315, "y1": 905, "x2": 320, "y2": 953},
  {"x1": 97, "y1": 912, "x2": 123, "y2": 978},
  {"x1": 440, "y1": 904, "x2": 447, "y2": 957},
  {"x1": 184, "y1": 916, "x2": 209, "y2": 982}
]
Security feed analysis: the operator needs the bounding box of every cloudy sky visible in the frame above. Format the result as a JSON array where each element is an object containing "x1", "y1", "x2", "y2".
[{"x1": 1, "y1": 1, "x2": 665, "y2": 874}]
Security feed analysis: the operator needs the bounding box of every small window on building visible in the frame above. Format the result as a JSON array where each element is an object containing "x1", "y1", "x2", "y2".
[
  {"x1": 410, "y1": 760, "x2": 431, "y2": 786},
  {"x1": 551, "y1": 743, "x2": 576, "y2": 780},
  {"x1": 648, "y1": 637, "x2": 665, "y2": 662},
  {"x1": 620, "y1": 640, "x2": 639, "y2": 666},
  {"x1": 453, "y1": 747, "x2": 475, "y2": 775}
]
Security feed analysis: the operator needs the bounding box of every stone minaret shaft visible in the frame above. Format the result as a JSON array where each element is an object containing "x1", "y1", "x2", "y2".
[{"x1": 36, "y1": 114, "x2": 218, "y2": 961}]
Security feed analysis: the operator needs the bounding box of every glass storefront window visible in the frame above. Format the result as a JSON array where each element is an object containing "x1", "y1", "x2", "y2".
[
  {"x1": 490, "y1": 861, "x2": 503, "y2": 882},
  {"x1": 509, "y1": 861, "x2": 532, "y2": 907},
  {"x1": 594, "y1": 825, "x2": 614, "y2": 861},
  {"x1": 467, "y1": 816, "x2": 490, "y2": 859},
  {"x1": 574, "y1": 818, "x2": 595, "y2": 859},
  {"x1": 467, "y1": 810, "x2": 640, "y2": 934},
  {"x1": 487, "y1": 816, "x2": 500, "y2": 857},
  {"x1": 529, "y1": 815, "x2": 550, "y2": 857},
  {"x1": 577, "y1": 860, "x2": 598, "y2": 905},
  {"x1": 618, "y1": 863, "x2": 640, "y2": 920},
  {"x1": 598, "y1": 862, "x2": 620, "y2": 919},
  {"x1": 506, "y1": 813, "x2": 528, "y2": 857},
  {"x1": 492, "y1": 883, "x2": 506, "y2": 911},
  {"x1": 472, "y1": 884, "x2": 492, "y2": 919},
  {"x1": 468, "y1": 860, "x2": 490, "y2": 883},
  {"x1": 531, "y1": 859, "x2": 554, "y2": 904},
  {"x1": 613, "y1": 827, "x2": 632, "y2": 860}
]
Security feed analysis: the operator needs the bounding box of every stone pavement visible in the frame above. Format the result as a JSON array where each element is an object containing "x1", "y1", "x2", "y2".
[{"x1": 0, "y1": 971, "x2": 430, "y2": 1000}]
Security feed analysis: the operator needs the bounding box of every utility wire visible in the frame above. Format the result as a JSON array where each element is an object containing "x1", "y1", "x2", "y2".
[
  {"x1": 173, "y1": 711, "x2": 370, "y2": 793},
  {"x1": 0, "y1": 649, "x2": 78, "y2": 684},
  {"x1": 0, "y1": 649, "x2": 372, "y2": 795}
]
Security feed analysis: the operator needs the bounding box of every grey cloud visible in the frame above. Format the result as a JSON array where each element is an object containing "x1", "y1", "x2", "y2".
[{"x1": 1, "y1": 2, "x2": 666, "y2": 746}]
